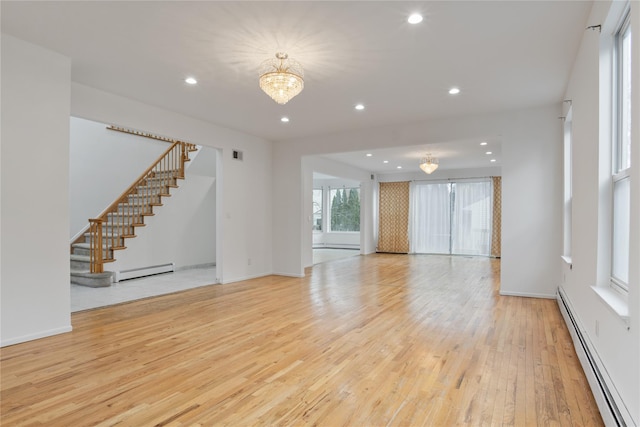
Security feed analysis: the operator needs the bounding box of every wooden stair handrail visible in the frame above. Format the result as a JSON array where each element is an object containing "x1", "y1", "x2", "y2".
[
  {"x1": 94, "y1": 141, "x2": 182, "y2": 220},
  {"x1": 76, "y1": 140, "x2": 198, "y2": 273}
]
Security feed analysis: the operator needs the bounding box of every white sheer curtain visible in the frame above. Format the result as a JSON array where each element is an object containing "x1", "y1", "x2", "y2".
[
  {"x1": 410, "y1": 180, "x2": 492, "y2": 256},
  {"x1": 451, "y1": 181, "x2": 492, "y2": 255},
  {"x1": 410, "y1": 182, "x2": 451, "y2": 254}
]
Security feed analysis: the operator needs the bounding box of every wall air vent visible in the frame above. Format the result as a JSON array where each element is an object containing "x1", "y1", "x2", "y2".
[{"x1": 232, "y1": 150, "x2": 243, "y2": 161}]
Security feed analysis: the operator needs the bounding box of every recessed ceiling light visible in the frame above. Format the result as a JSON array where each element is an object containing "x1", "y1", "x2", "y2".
[
  {"x1": 366, "y1": 153, "x2": 373, "y2": 157},
  {"x1": 281, "y1": 117, "x2": 290, "y2": 123},
  {"x1": 185, "y1": 77, "x2": 197, "y2": 85},
  {"x1": 383, "y1": 160, "x2": 389, "y2": 164},
  {"x1": 448, "y1": 87, "x2": 460, "y2": 95},
  {"x1": 397, "y1": 166, "x2": 402, "y2": 169},
  {"x1": 490, "y1": 159, "x2": 497, "y2": 162},
  {"x1": 355, "y1": 104, "x2": 365, "y2": 110},
  {"x1": 480, "y1": 142, "x2": 488, "y2": 146},
  {"x1": 486, "y1": 151, "x2": 492, "y2": 155},
  {"x1": 408, "y1": 13, "x2": 423, "y2": 24}
]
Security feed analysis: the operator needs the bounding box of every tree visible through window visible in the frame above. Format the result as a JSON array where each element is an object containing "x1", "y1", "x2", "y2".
[
  {"x1": 312, "y1": 189, "x2": 323, "y2": 231},
  {"x1": 330, "y1": 187, "x2": 360, "y2": 232}
]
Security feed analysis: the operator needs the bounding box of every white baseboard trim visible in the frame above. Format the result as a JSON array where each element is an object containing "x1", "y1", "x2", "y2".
[
  {"x1": 113, "y1": 263, "x2": 175, "y2": 282},
  {"x1": 499, "y1": 290, "x2": 557, "y2": 299},
  {"x1": 313, "y1": 244, "x2": 360, "y2": 250},
  {"x1": 176, "y1": 262, "x2": 216, "y2": 271},
  {"x1": 271, "y1": 272, "x2": 306, "y2": 278},
  {"x1": 221, "y1": 272, "x2": 274, "y2": 284},
  {"x1": 1, "y1": 325, "x2": 72, "y2": 347}
]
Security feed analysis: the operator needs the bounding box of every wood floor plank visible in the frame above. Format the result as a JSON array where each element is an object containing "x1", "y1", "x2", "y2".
[{"x1": 1, "y1": 254, "x2": 603, "y2": 426}]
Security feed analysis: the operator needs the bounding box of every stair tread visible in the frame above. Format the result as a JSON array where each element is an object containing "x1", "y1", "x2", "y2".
[{"x1": 73, "y1": 243, "x2": 111, "y2": 249}]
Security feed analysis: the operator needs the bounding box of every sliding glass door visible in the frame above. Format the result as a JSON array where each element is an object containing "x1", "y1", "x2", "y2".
[{"x1": 410, "y1": 180, "x2": 492, "y2": 256}]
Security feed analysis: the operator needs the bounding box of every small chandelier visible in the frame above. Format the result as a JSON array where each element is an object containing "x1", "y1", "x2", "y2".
[
  {"x1": 420, "y1": 154, "x2": 439, "y2": 174},
  {"x1": 259, "y1": 52, "x2": 304, "y2": 105}
]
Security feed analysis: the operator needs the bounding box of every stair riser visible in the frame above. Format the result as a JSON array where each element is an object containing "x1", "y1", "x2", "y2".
[
  {"x1": 71, "y1": 259, "x2": 91, "y2": 270},
  {"x1": 105, "y1": 217, "x2": 143, "y2": 227},
  {"x1": 71, "y1": 272, "x2": 112, "y2": 288},
  {"x1": 151, "y1": 170, "x2": 181, "y2": 177},
  {"x1": 100, "y1": 223, "x2": 136, "y2": 230},
  {"x1": 83, "y1": 234, "x2": 124, "y2": 246},
  {"x1": 73, "y1": 247, "x2": 112, "y2": 258},
  {"x1": 144, "y1": 178, "x2": 176, "y2": 185},
  {"x1": 116, "y1": 206, "x2": 152, "y2": 214},
  {"x1": 135, "y1": 187, "x2": 169, "y2": 194}
]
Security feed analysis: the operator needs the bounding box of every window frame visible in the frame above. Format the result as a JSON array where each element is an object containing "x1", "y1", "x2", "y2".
[
  {"x1": 312, "y1": 188, "x2": 323, "y2": 232},
  {"x1": 610, "y1": 8, "x2": 632, "y2": 294}
]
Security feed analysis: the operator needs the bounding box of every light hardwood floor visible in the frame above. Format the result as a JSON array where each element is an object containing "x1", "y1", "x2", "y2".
[{"x1": 1, "y1": 254, "x2": 602, "y2": 426}]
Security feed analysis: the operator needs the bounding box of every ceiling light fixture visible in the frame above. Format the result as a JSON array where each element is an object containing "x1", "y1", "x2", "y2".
[
  {"x1": 259, "y1": 52, "x2": 304, "y2": 105},
  {"x1": 480, "y1": 142, "x2": 488, "y2": 146},
  {"x1": 486, "y1": 151, "x2": 492, "y2": 155},
  {"x1": 281, "y1": 117, "x2": 290, "y2": 123},
  {"x1": 397, "y1": 166, "x2": 403, "y2": 169},
  {"x1": 383, "y1": 160, "x2": 389, "y2": 164},
  {"x1": 420, "y1": 153, "x2": 439, "y2": 174},
  {"x1": 185, "y1": 77, "x2": 197, "y2": 85},
  {"x1": 355, "y1": 104, "x2": 365, "y2": 110},
  {"x1": 491, "y1": 159, "x2": 497, "y2": 162},
  {"x1": 448, "y1": 87, "x2": 460, "y2": 95},
  {"x1": 366, "y1": 153, "x2": 373, "y2": 157},
  {"x1": 408, "y1": 13, "x2": 423, "y2": 24}
]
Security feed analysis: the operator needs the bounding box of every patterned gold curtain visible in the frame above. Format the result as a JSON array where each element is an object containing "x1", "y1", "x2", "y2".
[
  {"x1": 491, "y1": 177, "x2": 502, "y2": 257},
  {"x1": 378, "y1": 182, "x2": 410, "y2": 253}
]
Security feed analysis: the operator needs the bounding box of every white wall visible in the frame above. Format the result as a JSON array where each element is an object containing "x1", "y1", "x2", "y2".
[
  {"x1": 377, "y1": 166, "x2": 501, "y2": 183},
  {"x1": 1, "y1": 35, "x2": 72, "y2": 346},
  {"x1": 500, "y1": 106, "x2": 563, "y2": 298},
  {"x1": 69, "y1": 117, "x2": 168, "y2": 238},
  {"x1": 71, "y1": 83, "x2": 273, "y2": 285},
  {"x1": 560, "y1": 1, "x2": 640, "y2": 423}
]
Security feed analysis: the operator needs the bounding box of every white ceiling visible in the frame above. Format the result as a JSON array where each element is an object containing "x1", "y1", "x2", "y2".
[{"x1": 1, "y1": 1, "x2": 591, "y2": 172}]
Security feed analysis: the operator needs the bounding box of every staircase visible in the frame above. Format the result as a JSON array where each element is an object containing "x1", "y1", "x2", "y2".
[{"x1": 71, "y1": 139, "x2": 198, "y2": 287}]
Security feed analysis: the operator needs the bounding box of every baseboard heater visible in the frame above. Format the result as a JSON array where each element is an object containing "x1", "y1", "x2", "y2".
[
  {"x1": 113, "y1": 263, "x2": 174, "y2": 283},
  {"x1": 557, "y1": 288, "x2": 631, "y2": 426}
]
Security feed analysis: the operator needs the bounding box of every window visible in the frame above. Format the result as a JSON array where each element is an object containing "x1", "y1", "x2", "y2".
[
  {"x1": 312, "y1": 189, "x2": 323, "y2": 231},
  {"x1": 329, "y1": 187, "x2": 360, "y2": 232},
  {"x1": 611, "y1": 10, "x2": 632, "y2": 292},
  {"x1": 410, "y1": 180, "x2": 492, "y2": 256}
]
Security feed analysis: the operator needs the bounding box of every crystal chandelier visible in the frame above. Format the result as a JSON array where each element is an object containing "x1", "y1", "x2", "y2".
[
  {"x1": 420, "y1": 154, "x2": 439, "y2": 174},
  {"x1": 259, "y1": 52, "x2": 304, "y2": 105}
]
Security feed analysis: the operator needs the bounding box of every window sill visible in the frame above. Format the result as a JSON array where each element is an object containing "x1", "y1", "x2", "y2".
[
  {"x1": 561, "y1": 256, "x2": 573, "y2": 269},
  {"x1": 591, "y1": 286, "x2": 630, "y2": 327}
]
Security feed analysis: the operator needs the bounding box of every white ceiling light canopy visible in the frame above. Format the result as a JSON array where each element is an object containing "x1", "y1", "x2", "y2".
[
  {"x1": 420, "y1": 153, "x2": 439, "y2": 174},
  {"x1": 259, "y1": 52, "x2": 304, "y2": 105}
]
